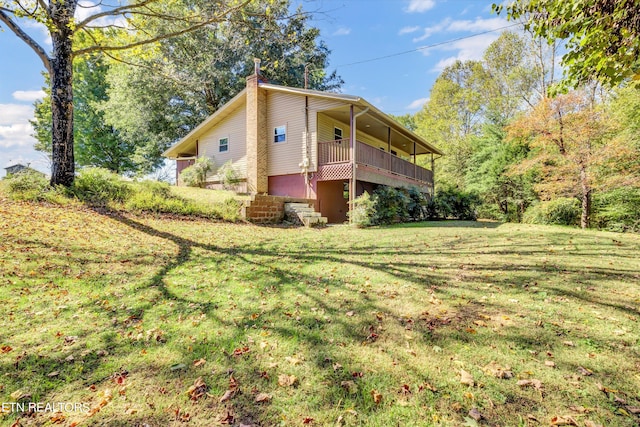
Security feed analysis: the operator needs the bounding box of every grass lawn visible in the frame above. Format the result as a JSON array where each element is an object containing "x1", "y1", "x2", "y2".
[{"x1": 0, "y1": 195, "x2": 639, "y2": 426}]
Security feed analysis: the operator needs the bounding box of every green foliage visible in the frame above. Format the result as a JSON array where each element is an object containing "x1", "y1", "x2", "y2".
[
  {"x1": 218, "y1": 161, "x2": 241, "y2": 190},
  {"x1": 2, "y1": 170, "x2": 67, "y2": 204},
  {"x1": 427, "y1": 188, "x2": 480, "y2": 221},
  {"x1": 592, "y1": 188, "x2": 640, "y2": 232},
  {"x1": 103, "y1": 0, "x2": 343, "y2": 151},
  {"x1": 71, "y1": 168, "x2": 133, "y2": 204},
  {"x1": 348, "y1": 191, "x2": 375, "y2": 228},
  {"x1": 406, "y1": 187, "x2": 428, "y2": 221},
  {"x1": 522, "y1": 198, "x2": 581, "y2": 226},
  {"x1": 371, "y1": 186, "x2": 410, "y2": 225},
  {"x1": 180, "y1": 157, "x2": 214, "y2": 188},
  {"x1": 496, "y1": 0, "x2": 640, "y2": 90},
  {"x1": 32, "y1": 55, "x2": 141, "y2": 174}
]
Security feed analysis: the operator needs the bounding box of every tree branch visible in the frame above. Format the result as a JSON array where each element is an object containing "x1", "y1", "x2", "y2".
[
  {"x1": 74, "y1": 0, "x2": 253, "y2": 57},
  {"x1": 74, "y1": 0, "x2": 160, "y2": 30},
  {"x1": 0, "y1": 9, "x2": 51, "y2": 73}
]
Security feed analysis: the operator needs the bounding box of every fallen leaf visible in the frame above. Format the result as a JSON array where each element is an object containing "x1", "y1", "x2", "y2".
[
  {"x1": 371, "y1": 389, "x2": 383, "y2": 404},
  {"x1": 187, "y1": 377, "x2": 207, "y2": 401},
  {"x1": 193, "y1": 358, "x2": 206, "y2": 367},
  {"x1": 563, "y1": 341, "x2": 575, "y2": 347},
  {"x1": 468, "y1": 407, "x2": 483, "y2": 421},
  {"x1": 460, "y1": 369, "x2": 475, "y2": 386},
  {"x1": 278, "y1": 374, "x2": 297, "y2": 387},
  {"x1": 517, "y1": 379, "x2": 543, "y2": 390},
  {"x1": 399, "y1": 384, "x2": 411, "y2": 395},
  {"x1": 626, "y1": 406, "x2": 640, "y2": 414},
  {"x1": 340, "y1": 380, "x2": 357, "y2": 394},
  {"x1": 232, "y1": 346, "x2": 250, "y2": 356},
  {"x1": 577, "y1": 366, "x2": 593, "y2": 376},
  {"x1": 418, "y1": 382, "x2": 437, "y2": 392},
  {"x1": 346, "y1": 311, "x2": 355, "y2": 317},
  {"x1": 285, "y1": 356, "x2": 301, "y2": 365},
  {"x1": 219, "y1": 389, "x2": 234, "y2": 403},
  {"x1": 483, "y1": 361, "x2": 513, "y2": 379},
  {"x1": 1, "y1": 345, "x2": 12, "y2": 353},
  {"x1": 550, "y1": 415, "x2": 578, "y2": 426},
  {"x1": 47, "y1": 371, "x2": 60, "y2": 377},
  {"x1": 50, "y1": 413, "x2": 65, "y2": 424},
  {"x1": 302, "y1": 417, "x2": 314, "y2": 424},
  {"x1": 583, "y1": 421, "x2": 603, "y2": 427},
  {"x1": 255, "y1": 393, "x2": 271, "y2": 403},
  {"x1": 568, "y1": 405, "x2": 590, "y2": 413}
]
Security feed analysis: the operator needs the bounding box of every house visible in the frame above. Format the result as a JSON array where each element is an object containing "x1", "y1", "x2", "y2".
[
  {"x1": 163, "y1": 60, "x2": 442, "y2": 224},
  {"x1": 4, "y1": 163, "x2": 45, "y2": 177}
]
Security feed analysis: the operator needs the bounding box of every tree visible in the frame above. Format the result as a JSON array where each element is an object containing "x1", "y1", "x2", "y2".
[
  {"x1": 495, "y1": 0, "x2": 640, "y2": 89},
  {"x1": 506, "y1": 90, "x2": 614, "y2": 228},
  {"x1": 32, "y1": 54, "x2": 141, "y2": 174},
  {"x1": 101, "y1": 0, "x2": 342, "y2": 150},
  {"x1": 414, "y1": 60, "x2": 486, "y2": 188},
  {"x1": 0, "y1": 0, "x2": 255, "y2": 186}
]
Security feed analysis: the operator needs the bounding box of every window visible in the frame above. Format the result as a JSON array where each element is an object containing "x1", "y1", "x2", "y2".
[
  {"x1": 274, "y1": 126, "x2": 286, "y2": 143},
  {"x1": 219, "y1": 137, "x2": 229, "y2": 153},
  {"x1": 334, "y1": 127, "x2": 343, "y2": 141}
]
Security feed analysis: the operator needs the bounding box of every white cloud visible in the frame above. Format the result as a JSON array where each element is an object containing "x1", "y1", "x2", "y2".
[
  {"x1": 332, "y1": 27, "x2": 351, "y2": 36},
  {"x1": 0, "y1": 104, "x2": 37, "y2": 149},
  {"x1": 407, "y1": 97, "x2": 429, "y2": 110},
  {"x1": 12, "y1": 90, "x2": 46, "y2": 102},
  {"x1": 399, "y1": 26, "x2": 421, "y2": 36},
  {"x1": 413, "y1": 19, "x2": 451, "y2": 42},
  {"x1": 446, "y1": 17, "x2": 508, "y2": 32},
  {"x1": 431, "y1": 33, "x2": 501, "y2": 70},
  {"x1": 405, "y1": 0, "x2": 436, "y2": 13}
]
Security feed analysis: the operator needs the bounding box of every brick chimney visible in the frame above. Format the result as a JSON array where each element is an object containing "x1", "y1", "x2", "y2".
[{"x1": 245, "y1": 58, "x2": 268, "y2": 193}]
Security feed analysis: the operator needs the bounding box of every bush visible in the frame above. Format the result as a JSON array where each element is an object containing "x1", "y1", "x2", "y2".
[
  {"x1": 406, "y1": 187, "x2": 428, "y2": 221},
  {"x1": 218, "y1": 161, "x2": 241, "y2": 190},
  {"x1": 3, "y1": 170, "x2": 68, "y2": 204},
  {"x1": 522, "y1": 198, "x2": 580, "y2": 226},
  {"x1": 71, "y1": 168, "x2": 132, "y2": 204},
  {"x1": 181, "y1": 157, "x2": 214, "y2": 187},
  {"x1": 428, "y1": 188, "x2": 480, "y2": 220},
  {"x1": 592, "y1": 188, "x2": 640, "y2": 232},
  {"x1": 348, "y1": 191, "x2": 376, "y2": 227},
  {"x1": 372, "y1": 186, "x2": 410, "y2": 225}
]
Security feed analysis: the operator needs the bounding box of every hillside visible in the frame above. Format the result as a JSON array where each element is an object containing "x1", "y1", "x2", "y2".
[{"x1": 1, "y1": 196, "x2": 639, "y2": 426}]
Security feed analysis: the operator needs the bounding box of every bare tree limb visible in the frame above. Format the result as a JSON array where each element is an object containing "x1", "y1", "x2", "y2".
[
  {"x1": 74, "y1": 0, "x2": 159, "y2": 30},
  {"x1": 74, "y1": 0, "x2": 253, "y2": 57},
  {"x1": 0, "y1": 9, "x2": 51, "y2": 73}
]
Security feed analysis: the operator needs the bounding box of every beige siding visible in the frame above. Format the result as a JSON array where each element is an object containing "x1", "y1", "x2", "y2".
[
  {"x1": 266, "y1": 91, "x2": 308, "y2": 176},
  {"x1": 198, "y1": 103, "x2": 248, "y2": 181}
]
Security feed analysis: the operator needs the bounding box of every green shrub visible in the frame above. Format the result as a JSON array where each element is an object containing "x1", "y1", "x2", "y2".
[
  {"x1": 71, "y1": 167, "x2": 132, "y2": 204},
  {"x1": 372, "y1": 186, "x2": 410, "y2": 225},
  {"x1": 181, "y1": 157, "x2": 214, "y2": 187},
  {"x1": 218, "y1": 161, "x2": 241, "y2": 190},
  {"x1": 348, "y1": 191, "x2": 376, "y2": 227},
  {"x1": 406, "y1": 187, "x2": 428, "y2": 221},
  {"x1": 523, "y1": 198, "x2": 580, "y2": 226},
  {"x1": 592, "y1": 188, "x2": 640, "y2": 232},
  {"x1": 428, "y1": 188, "x2": 480, "y2": 220},
  {"x1": 3, "y1": 170, "x2": 68, "y2": 204}
]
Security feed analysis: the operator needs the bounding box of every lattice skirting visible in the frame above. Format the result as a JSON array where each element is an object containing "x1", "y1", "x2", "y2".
[{"x1": 316, "y1": 164, "x2": 352, "y2": 181}]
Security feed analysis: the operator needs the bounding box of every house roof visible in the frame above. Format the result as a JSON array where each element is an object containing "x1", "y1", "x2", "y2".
[{"x1": 163, "y1": 82, "x2": 442, "y2": 158}]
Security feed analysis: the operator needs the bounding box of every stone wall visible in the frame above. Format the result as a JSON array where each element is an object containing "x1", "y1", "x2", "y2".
[{"x1": 242, "y1": 194, "x2": 314, "y2": 223}]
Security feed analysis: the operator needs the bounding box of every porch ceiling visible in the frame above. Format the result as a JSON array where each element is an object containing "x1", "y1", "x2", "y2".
[{"x1": 320, "y1": 106, "x2": 438, "y2": 156}]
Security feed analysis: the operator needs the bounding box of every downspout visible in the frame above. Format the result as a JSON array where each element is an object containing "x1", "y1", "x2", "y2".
[{"x1": 349, "y1": 105, "x2": 369, "y2": 223}]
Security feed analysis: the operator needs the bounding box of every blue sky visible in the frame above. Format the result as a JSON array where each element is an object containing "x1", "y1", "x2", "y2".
[{"x1": 0, "y1": 0, "x2": 512, "y2": 177}]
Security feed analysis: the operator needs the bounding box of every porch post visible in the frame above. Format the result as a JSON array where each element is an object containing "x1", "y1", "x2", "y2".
[
  {"x1": 413, "y1": 141, "x2": 417, "y2": 179},
  {"x1": 387, "y1": 127, "x2": 391, "y2": 170},
  {"x1": 349, "y1": 104, "x2": 356, "y2": 222}
]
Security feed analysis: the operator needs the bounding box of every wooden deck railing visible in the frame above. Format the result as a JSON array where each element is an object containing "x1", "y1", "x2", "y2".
[{"x1": 318, "y1": 139, "x2": 433, "y2": 183}]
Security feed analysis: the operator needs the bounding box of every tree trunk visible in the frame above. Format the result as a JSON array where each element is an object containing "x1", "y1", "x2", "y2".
[
  {"x1": 49, "y1": 1, "x2": 78, "y2": 187},
  {"x1": 580, "y1": 166, "x2": 591, "y2": 229}
]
